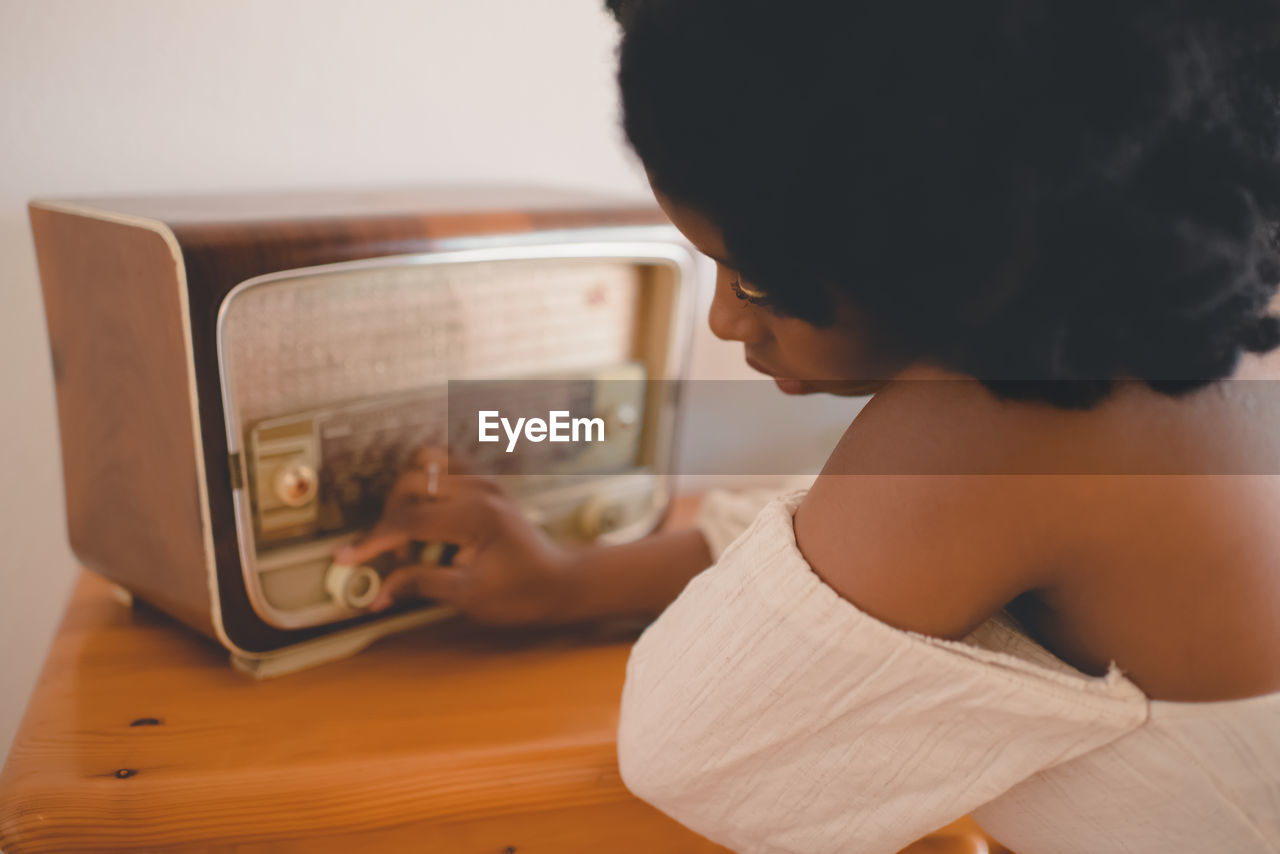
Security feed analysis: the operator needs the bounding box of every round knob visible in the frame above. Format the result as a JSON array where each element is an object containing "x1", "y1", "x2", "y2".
[
  {"x1": 575, "y1": 496, "x2": 626, "y2": 541},
  {"x1": 611, "y1": 402, "x2": 639, "y2": 431},
  {"x1": 325, "y1": 563, "x2": 381, "y2": 609},
  {"x1": 273, "y1": 463, "x2": 318, "y2": 507}
]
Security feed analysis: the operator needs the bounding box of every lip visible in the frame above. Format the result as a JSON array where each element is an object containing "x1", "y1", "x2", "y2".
[{"x1": 745, "y1": 355, "x2": 809, "y2": 395}]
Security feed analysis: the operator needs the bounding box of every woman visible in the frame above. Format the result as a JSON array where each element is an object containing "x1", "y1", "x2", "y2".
[{"x1": 336, "y1": 1, "x2": 1280, "y2": 851}]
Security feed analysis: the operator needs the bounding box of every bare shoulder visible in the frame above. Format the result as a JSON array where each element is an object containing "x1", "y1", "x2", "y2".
[
  {"x1": 793, "y1": 370, "x2": 1072, "y2": 640},
  {"x1": 794, "y1": 359, "x2": 1280, "y2": 697}
]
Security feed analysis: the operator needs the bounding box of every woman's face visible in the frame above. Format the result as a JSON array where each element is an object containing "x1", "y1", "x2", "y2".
[{"x1": 653, "y1": 187, "x2": 906, "y2": 396}]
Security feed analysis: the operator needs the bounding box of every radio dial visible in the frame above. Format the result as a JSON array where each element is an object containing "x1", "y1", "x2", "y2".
[
  {"x1": 325, "y1": 563, "x2": 381, "y2": 609},
  {"x1": 610, "y1": 402, "x2": 639, "y2": 431},
  {"x1": 273, "y1": 463, "x2": 318, "y2": 507}
]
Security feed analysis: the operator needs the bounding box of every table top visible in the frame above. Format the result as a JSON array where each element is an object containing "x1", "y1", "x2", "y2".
[{"x1": 0, "y1": 496, "x2": 1008, "y2": 854}]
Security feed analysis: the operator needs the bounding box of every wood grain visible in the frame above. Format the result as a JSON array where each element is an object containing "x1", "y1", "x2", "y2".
[
  {"x1": 0, "y1": 570, "x2": 1011, "y2": 854},
  {"x1": 29, "y1": 204, "x2": 215, "y2": 637},
  {"x1": 0, "y1": 571, "x2": 720, "y2": 853},
  {"x1": 0, "y1": 491, "x2": 1012, "y2": 853}
]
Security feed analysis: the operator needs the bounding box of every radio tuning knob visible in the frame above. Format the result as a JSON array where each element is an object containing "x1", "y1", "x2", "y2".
[
  {"x1": 611, "y1": 402, "x2": 639, "y2": 431},
  {"x1": 325, "y1": 563, "x2": 381, "y2": 609},
  {"x1": 273, "y1": 463, "x2": 318, "y2": 507},
  {"x1": 575, "y1": 496, "x2": 626, "y2": 541}
]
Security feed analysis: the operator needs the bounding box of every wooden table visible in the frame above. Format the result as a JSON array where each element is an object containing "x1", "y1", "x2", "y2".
[{"x1": 0, "y1": 500, "x2": 1008, "y2": 853}]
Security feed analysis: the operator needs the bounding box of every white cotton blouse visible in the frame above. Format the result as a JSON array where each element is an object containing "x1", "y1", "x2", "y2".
[{"x1": 618, "y1": 489, "x2": 1280, "y2": 854}]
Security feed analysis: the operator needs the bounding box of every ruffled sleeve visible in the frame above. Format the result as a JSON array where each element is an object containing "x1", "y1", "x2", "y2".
[
  {"x1": 694, "y1": 476, "x2": 816, "y2": 560},
  {"x1": 619, "y1": 490, "x2": 1149, "y2": 854}
]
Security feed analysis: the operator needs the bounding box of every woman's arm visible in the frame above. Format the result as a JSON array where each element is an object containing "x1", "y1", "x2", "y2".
[
  {"x1": 333, "y1": 466, "x2": 716, "y2": 625},
  {"x1": 548, "y1": 527, "x2": 713, "y2": 623},
  {"x1": 552, "y1": 483, "x2": 815, "y2": 622}
]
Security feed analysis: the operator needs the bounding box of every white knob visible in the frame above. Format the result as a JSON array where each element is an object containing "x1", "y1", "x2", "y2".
[
  {"x1": 273, "y1": 463, "x2": 318, "y2": 507},
  {"x1": 325, "y1": 563, "x2": 381, "y2": 609},
  {"x1": 612, "y1": 402, "x2": 639, "y2": 430}
]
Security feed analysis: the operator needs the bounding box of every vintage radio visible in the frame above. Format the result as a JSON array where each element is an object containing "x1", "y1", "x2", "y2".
[{"x1": 31, "y1": 187, "x2": 702, "y2": 675}]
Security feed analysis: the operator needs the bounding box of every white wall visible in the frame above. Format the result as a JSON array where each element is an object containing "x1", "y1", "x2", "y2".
[{"x1": 0, "y1": 0, "x2": 858, "y2": 768}]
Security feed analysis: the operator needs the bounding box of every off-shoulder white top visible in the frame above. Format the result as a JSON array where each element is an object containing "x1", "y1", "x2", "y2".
[{"x1": 618, "y1": 489, "x2": 1280, "y2": 854}]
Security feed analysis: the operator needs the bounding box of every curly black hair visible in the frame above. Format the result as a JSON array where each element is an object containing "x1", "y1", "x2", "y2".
[{"x1": 606, "y1": 0, "x2": 1280, "y2": 407}]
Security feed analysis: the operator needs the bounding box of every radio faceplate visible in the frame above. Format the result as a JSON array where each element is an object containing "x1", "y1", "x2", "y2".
[
  {"x1": 219, "y1": 241, "x2": 693, "y2": 630},
  {"x1": 221, "y1": 257, "x2": 642, "y2": 428},
  {"x1": 33, "y1": 187, "x2": 702, "y2": 669}
]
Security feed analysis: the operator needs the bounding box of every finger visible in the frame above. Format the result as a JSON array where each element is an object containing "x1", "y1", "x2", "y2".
[
  {"x1": 336, "y1": 489, "x2": 502, "y2": 566},
  {"x1": 370, "y1": 566, "x2": 466, "y2": 611},
  {"x1": 451, "y1": 543, "x2": 480, "y2": 567},
  {"x1": 381, "y1": 492, "x2": 496, "y2": 544},
  {"x1": 434, "y1": 466, "x2": 507, "y2": 499},
  {"x1": 333, "y1": 521, "x2": 411, "y2": 566},
  {"x1": 337, "y1": 492, "x2": 492, "y2": 565}
]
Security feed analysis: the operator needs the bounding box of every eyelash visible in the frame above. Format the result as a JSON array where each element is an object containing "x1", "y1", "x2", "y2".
[{"x1": 730, "y1": 277, "x2": 771, "y2": 307}]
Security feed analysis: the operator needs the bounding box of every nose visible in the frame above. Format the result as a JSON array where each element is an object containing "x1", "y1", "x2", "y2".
[{"x1": 707, "y1": 270, "x2": 769, "y2": 345}]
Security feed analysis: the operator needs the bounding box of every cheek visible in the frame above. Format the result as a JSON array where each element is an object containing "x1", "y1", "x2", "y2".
[
  {"x1": 774, "y1": 319, "x2": 844, "y2": 363},
  {"x1": 771, "y1": 319, "x2": 877, "y2": 378}
]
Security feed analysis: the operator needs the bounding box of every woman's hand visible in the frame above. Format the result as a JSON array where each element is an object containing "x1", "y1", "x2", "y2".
[{"x1": 332, "y1": 448, "x2": 574, "y2": 626}]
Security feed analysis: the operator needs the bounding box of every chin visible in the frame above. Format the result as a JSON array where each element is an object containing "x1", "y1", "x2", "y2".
[
  {"x1": 813, "y1": 379, "x2": 887, "y2": 397},
  {"x1": 746, "y1": 355, "x2": 886, "y2": 397},
  {"x1": 773, "y1": 378, "x2": 883, "y2": 397}
]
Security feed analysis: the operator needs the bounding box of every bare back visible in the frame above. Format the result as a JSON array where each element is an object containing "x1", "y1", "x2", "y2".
[{"x1": 795, "y1": 354, "x2": 1280, "y2": 702}]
